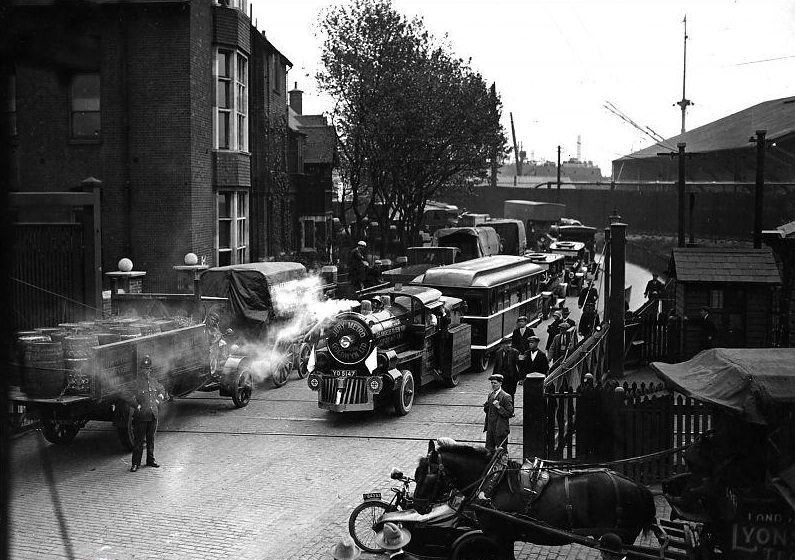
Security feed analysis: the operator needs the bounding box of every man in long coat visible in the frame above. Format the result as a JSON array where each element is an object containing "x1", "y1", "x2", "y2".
[
  {"x1": 128, "y1": 356, "x2": 167, "y2": 472},
  {"x1": 493, "y1": 339, "x2": 520, "y2": 400},
  {"x1": 511, "y1": 316, "x2": 534, "y2": 354},
  {"x1": 483, "y1": 373, "x2": 514, "y2": 453}
]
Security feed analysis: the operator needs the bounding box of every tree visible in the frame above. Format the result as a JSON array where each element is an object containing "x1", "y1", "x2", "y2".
[{"x1": 317, "y1": 0, "x2": 507, "y2": 252}]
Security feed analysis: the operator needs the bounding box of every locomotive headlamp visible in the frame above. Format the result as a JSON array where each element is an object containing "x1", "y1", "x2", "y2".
[
  {"x1": 367, "y1": 376, "x2": 383, "y2": 394},
  {"x1": 307, "y1": 373, "x2": 321, "y2": 391}
]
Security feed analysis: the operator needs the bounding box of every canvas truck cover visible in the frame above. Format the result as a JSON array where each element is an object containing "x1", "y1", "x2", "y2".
[
  {"x1": 504, "y1": 200, "x2": 566, "y2": 223},
  {"x1": 199, "y1": 262, "x2": 307, "y2": 327},
  {"x1": 651, "y1": 348, "x2": 795, "y2": 424}
]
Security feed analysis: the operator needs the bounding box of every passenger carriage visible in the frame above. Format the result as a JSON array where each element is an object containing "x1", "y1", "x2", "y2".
[
  {"x1": 411, "y1": 256, "x2": 545, "y2": 372},
  {"x1": 548, "y1": 240, "x2": 589, "y2": 294},
  {"x1": 525, "y1": 252, "x2": 566, "y2": 318},
  {"x1": 306, "y1": 286, "x2": 471, "y2": 415}
]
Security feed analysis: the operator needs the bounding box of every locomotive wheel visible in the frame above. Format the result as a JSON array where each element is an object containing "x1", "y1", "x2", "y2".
[
  {"x1": 471, "y1": 351, "x2": 489, "y2": 373},
  {"x1": 41, "y1": 419, "x2": 80, "y2": 445},
  {"x1": 115, "y1": 403, "x2": 135, "y2": 451},
  {"x1": 232, "y1": 369, "x2": 253, "y2": 408},
  {"x1": 443, "y1": 369, "x2": 460, "y2": 388},
  {"x1": 348, "y1": 500, "x2": 392, "y2": 553},
  {"x1": 451, "y1": 531, "x2": 513, "y2": 560},
  {"x1": 393, "y1": 371, "x2": 415, "y2": 416}
]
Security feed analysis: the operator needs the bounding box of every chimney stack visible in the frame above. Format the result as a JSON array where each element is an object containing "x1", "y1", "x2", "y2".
[{"x1": 289, "y1": 82, "x2": 303, "y2": 115}]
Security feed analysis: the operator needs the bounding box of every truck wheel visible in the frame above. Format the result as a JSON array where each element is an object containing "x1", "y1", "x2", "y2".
[
  {"x1": 393, "y1": 371, "x2": 415, "y2": 416},
  {"x1": 41, "y1": 419, "x2": 80, "y2": 445},
  {"x1": 271, "y1": 358, "x2": 291, "y2": 388},
  {"x1": 297, "y1": 342, "x2": 311, "y2": 379},
  {"x1": 232, "y1": 369, "x2": 253, "y2": 408},
  {"x1": 471, "y1": 351, "x2": 489, "y2": 373},
  {"x1": 443, "y1": 370, "x2": 460, "y2": 388},
  {"x1": 115, "y1": 404, "x2": 135, "y2": 451}
]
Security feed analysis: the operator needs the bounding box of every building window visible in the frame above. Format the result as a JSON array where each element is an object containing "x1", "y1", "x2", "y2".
[
  {"x1": 215, "y1": 49, "x2": 248, "y2": 151},
  {"x1": 273, "y1": 56, "x2": 284, "y2": 95},
  {"x1": 216, "y1": 0, "x2": 247, "y2": 12},
  {"x1": 709, "y1": 289, "x2": 724, "y2": 310},
  {"x1": 7, "y1": 71, "x2": 16, "y2": 136},
  {"x1": 217, "y1": 191, "x2": 248, "y2": 266},
  {"x1": 70, "y1": 73, "x2": 100, "y2": 139}
]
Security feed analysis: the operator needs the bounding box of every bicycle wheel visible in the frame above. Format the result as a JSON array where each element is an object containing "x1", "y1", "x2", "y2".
[{"x1": 348, "y1": 500, "x2": 393, "y2": 553}]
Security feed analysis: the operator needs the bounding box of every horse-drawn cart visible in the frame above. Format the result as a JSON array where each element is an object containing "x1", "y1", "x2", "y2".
[{"x1": 652, "y1": 348, "x2": 795, "y2": 560}]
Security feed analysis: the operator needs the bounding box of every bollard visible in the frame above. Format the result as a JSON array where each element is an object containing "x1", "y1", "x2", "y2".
[{"x1": 523, "y1": 372, "x2": 547, "y2": 461}]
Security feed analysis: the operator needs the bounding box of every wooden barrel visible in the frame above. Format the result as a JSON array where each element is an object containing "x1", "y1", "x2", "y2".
[
  {"x1": 131, "y1": 322, "x2": 159, "y2": 336},
  {"x1": 22, "y1": 341, "x2": 65, "y2": 398},
  {"x1": 65, "y1": 358, "x2": 92, "y2": 395},
  {"x1": 109, "y1": 325, "x2": 142, "y2": 340},
  {"x1": 63, "y1": 335, "x2": 100, "y2": 359}
]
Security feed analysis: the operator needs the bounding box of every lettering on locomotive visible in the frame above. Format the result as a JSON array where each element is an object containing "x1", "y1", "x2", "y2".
[{"x1": 328, "y1": 317, "x2": 373, "y2": 364}]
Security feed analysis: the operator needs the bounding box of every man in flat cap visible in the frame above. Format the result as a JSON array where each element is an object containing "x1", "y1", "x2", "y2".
[
  {"x1": 511, "y1": 316, "x2": 535, "y2": 355},
  {"x1": 348, "y1": 240, "x2": 370, "y2": 292},
  {"x1": 483, "y1": 373, "x2": 514, "y2": 453},
  {"x1": 524, "y1": 335, "x2": 549, "y2": 378}
]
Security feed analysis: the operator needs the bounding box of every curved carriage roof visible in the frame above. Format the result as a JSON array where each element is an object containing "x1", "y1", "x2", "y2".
[
  {"x1": 549, "y1": 240, "x2": 586, "y2": 251},
  {"x1": 651, "y1": 348, "x2": 795, "y2": 424},
  {"x1": 411, "y1": 255, "x2": 543, "y2": 288},
  {"x1": 525, "y1": 253, "x2": 565, "y2": 265},
  {"x1": 368, "y1": 285, "x2": 443, "y2": 305}
]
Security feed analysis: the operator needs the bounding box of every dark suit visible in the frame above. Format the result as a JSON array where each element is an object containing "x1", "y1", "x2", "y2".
[
  {"x1": 130, "y1": 374, "x2": 166, "y2": 467},
  {"x1": 511, "y1": 326, "x2": 535, "y2": 354},
  {"x1": 494, "y1": 346, "x2": 520, "y2": 398},
  {"x1": 483, "y1": 389, "x2": 513, "y2": 452},
  {"x1": 524, "y1": 349, "x2": 550, "y2": 376}
]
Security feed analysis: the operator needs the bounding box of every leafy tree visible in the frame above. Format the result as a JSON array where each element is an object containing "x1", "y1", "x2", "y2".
[{"x1": 317, "y1": 0, "x2": 507, "y2": 252}]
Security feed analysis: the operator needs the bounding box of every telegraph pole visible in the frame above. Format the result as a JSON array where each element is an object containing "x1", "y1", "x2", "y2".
[
  {"x1": 556, "y1": 145, "x2": 561, "y2": 190},
  {"x1": 675, "y1": 16, "x2": 693, "y2": 134}
]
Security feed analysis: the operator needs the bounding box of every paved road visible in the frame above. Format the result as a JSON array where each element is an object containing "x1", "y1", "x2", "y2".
[{"x1": 8, "y1": 292, "x2": 666, "y2": 560}]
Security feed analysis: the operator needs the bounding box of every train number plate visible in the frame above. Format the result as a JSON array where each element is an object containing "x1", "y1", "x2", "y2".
[
  {"x1": 363, "y1": 492, "x2": 381, "y2": 501},
  {"x1": 332, "y1": 370, "x2": 357, "y2": 377}
]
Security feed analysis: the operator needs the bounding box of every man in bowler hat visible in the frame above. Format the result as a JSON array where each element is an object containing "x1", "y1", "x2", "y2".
[
  {"x1": 128, "y1": 355, "x2": 167, "y2": 472},
  {"x1": 483, "y1": 373, "x2": 514, "y2": 453}
]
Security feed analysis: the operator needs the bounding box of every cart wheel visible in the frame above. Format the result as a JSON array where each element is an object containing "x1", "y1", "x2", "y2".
[
  {"x1": 271, "y1": 357, "x2": 292, "y2": 388},
  {"x1": 297, "y1": 342, "x2": 311, "y2": 379},
  {"x1": 115, "y1": 403, "x2": 135, "y2": 451},
  {"x1": 451, "y1": 531, "x2": 512, "y2": 560},
  {"x1": 471, "y1": 351, "x2": 489, "y2": 373},
  {"x1": 41, "y1": 419, "x2": 80, "y2": 445},
  {"x1": 348, "y1": 500, "x2": 392, "y2": 553},
  {"x1": 232, "y1": 368, "x2": 253, "y2": 408},
  {"x1": 443, "y1": 369, "x2": 460, "y2": 388},
  {"x1": 393, "y1": 371, "x2": 415, "y2": 416}
]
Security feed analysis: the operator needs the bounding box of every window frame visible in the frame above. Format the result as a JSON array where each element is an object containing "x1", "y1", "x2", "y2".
[
  {"x1": 214, "y1": 49, "x2": 248, "y2": 152},
  {"x1": 70, "y1": 73, "x2": 101, "y2": 141},
  {"x1": 216, "y1": 190, "x2": 249, "y2": 266}
]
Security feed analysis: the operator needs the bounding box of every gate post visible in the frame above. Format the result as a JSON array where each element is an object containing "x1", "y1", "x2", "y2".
[{"x1": 523, "y1": 372, "x2": 547, "y2": 460}]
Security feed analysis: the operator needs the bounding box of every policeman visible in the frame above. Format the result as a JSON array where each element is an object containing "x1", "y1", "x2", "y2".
[{"x1": 128, "y1": 355, "x2": 168, "y2": 472}]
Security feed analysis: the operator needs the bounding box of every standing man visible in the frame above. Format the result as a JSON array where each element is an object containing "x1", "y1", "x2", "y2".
[
  {"x1": 129, "y1": 355, "x2": 167, "y2": 472},
  {"x1": 699, "y1": 306, "x2": 722, "y2": 349},
  {"x1": 524, "y1": 335, "x2": 550, "y2": 377},
  {"x1": 483, "y1": 373, "x2": 514, "y2": 453},
  {"x1": 546, "y1": 309, "x2": 563, "y2": 350},
  {"x1": 644, "y1": 273, "x2": 664, "y2": 300},
  {"x1": 511, "y1": 316, "x2": 534, "y2": 354},
  {"x1": 493, "y1": 339, "x2": 520, "y2": 400},
  {"x1": 348, "y1": 240, "x2": 370, "y2": 292},
  {"x1": 579, "y1": 302, "x2": 600, "y2": 338}
]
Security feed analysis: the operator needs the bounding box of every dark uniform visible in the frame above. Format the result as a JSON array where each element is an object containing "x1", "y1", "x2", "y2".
[
  {"x1": 493, "y1": 344, "x2": 520, "y2": 398},
  {"x1": 644, "y1": 275, "x2": 664, "y2": 300},
  {"x1": 129, "y1": 360, "x2": 167, "y2": 471},
  {"x1": 348, "y1": 243, "x2": 369, "y2": 291}
]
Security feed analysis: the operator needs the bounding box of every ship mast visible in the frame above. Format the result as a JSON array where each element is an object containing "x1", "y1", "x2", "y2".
[{"x1": 675, "y1": 15, "x2": 693, "y2": 134}]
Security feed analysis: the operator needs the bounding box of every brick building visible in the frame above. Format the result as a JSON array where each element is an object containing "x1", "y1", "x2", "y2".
[{"x1": 6, "y1": 0, "x2": 305, "y2": 293}]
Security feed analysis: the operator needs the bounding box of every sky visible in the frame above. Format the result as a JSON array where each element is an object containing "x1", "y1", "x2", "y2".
[{"x1": 252, "y1": 0, "x2": 795, "y2": 177}]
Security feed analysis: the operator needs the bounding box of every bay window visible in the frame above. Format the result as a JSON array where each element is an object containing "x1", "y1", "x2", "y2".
[
  {"x1": 215, "y1": 49, "x2": 248, "y2": 151},
  {"x1": 217, "y1": 191, "x2": 249, "y2": 266}
]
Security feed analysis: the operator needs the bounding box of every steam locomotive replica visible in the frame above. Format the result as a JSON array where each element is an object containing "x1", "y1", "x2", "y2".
[{"x1": 306, "y1": 285, "x2": 471, "y2": 415}]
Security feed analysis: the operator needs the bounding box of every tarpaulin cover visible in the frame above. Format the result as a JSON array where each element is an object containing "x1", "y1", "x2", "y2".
[
  {"x1": 651, "y1": 348, "x2": 795, "y2": 424},
  {"x1": 199, "y1": 263, "x2": 306, "y2": 328}
]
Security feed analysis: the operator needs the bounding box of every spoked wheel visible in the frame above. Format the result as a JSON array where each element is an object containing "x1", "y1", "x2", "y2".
[
  {"x1": 471, "y1": 351, "x2": 489, "y2": 373},
  {"x1": 297, "y1": 342, "x2": 311, "y2": 379},
  {"x1": 232, "y1": 369, "x2": 253, "y2": 408},
  {"x1": 41, "y1": 419, "x2": 80, "y2": 445},
  {"x1": 348, "y1": 500, "x2": 392, "y2": 553},
  {"x1": 393, "y1": 371, "x2": 415, "y2": 416},
  {"x1": 271, "y1": 351, "x2": 293, "y2": 388}
]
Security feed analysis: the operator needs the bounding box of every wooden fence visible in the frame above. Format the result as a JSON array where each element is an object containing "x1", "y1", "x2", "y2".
[{"x1": 543, "y1": 380, "x2": 713, "y2": 484}]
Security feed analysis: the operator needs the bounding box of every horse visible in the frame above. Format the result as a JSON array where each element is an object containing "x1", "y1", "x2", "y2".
[{"x1": 413, "y1": 439, "x2": 657, "y2": 552}]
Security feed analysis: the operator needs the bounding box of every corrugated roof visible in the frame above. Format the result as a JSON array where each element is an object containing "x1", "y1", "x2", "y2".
[
  {"x1": 618, "y1": 96, "x2": 795, "y2": 160},
  {"x1": 671, "y1": 247, "x2": 780, "y2": 284}
]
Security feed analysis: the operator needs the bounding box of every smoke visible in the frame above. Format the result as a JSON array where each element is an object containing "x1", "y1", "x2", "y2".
[{"x1": 239, "y1": 274, "x2": 358, "y2": 385}]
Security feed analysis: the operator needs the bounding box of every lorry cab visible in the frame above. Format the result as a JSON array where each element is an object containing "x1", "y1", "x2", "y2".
[
  {"x1": 432, "y1": 226, "x2": 501, "y2": 261},
  {"x1": 483, "y1": 218, "x2": 527, "y2": 255},
  {"x1": 381, "y1": 247, "x2": 462, "y2": 286}
]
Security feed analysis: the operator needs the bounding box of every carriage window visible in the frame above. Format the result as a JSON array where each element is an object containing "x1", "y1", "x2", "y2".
[{"x1": 463, "y1": 296, "x2": 482, "y2": 315}]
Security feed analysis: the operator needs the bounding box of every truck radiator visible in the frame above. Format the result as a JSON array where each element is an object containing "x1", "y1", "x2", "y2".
[{"x1": 320, "y1": 377, "x2": 369, "y2": 405}]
